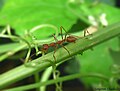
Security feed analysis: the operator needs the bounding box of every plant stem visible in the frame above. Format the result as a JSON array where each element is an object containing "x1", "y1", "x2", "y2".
[
  {"x1": 0, "y1": 22, "x2": 120, "y2": 89},
  {"x1": 5, "y1": 73, "x2": 109, "y2": 91},
  {"x1": 40, "y1": 67, "x2": 53, "y2": 91}
]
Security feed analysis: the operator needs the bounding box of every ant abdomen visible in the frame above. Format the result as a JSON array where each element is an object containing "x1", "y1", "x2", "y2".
[{"x1": 66, "y1": 36, "x2": 77, "y2": 43}]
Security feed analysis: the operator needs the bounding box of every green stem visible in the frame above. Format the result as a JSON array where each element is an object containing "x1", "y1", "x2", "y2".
[
  {"x1": 5, "y1": 73, "x2": 109, "y2": 91},
  {"x1": 40, "y1": 67, "x2": 53, "y2": 91},
  {"x1": 34, "y1": 73, "x2": 40, "y2": 91},
  {"x1": 0, "y1": 44, "x2": 26, "y2": 61},
  {"x1": 0, "y1": 34, "x2": 32, "y2": 62},
  {"x1": 0, "y1": 22, "x2": 120, "y2": 89}
]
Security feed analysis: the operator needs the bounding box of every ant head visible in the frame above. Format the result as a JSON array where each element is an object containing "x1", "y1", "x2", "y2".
[{"x1": 41, "y1": 44, "x2": 49, "y2": 54}]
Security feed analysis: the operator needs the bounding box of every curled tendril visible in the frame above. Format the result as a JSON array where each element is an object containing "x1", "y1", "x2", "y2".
[
  {"x1": 0, "y1": 24, "x2": 59, "y2": 63},
  {"x1": 32, "y1": 59, "x2": 62, "y2": 91},
  {"x1": 24, "y1": 24, "x2": 59, "y2": 62},
  {"x1": 29, "y1": 24, "x2": 58, "y2": 39},
  {"x1": 0, "y1": 28, "x2": 32, "y2": 63}
]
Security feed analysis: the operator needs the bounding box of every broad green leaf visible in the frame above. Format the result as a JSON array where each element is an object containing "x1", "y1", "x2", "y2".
[{"x1": 0, "y1": 0, "x2": 77, "y2": 39}]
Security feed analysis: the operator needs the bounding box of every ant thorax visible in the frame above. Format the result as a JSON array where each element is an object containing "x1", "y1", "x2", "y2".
[
  {"x1": 49, "y1": 42, "x2": 56, "y2": 47},
  {"x1": 56, "y1": 40, "x2": 65, "y2": 45}
]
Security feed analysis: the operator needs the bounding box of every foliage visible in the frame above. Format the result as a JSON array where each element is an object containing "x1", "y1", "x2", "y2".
[{"x1": 0, "y1": 0, "x2": 120, "y2": 91}]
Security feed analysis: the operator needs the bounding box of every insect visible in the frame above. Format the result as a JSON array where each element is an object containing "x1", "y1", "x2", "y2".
[
  {"x1": 26, "y1": 26, "x2": 91, "y2": 63},
  {"x1": 41, "y1": 26, "x2": 83, "y2": 62},
  {"x1": 29, "y1": 26, "x2": 90, "y2": 63}
]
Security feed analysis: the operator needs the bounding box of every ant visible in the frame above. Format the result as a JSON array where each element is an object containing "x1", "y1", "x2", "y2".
[
  {"x1": 41, "y1": 27, "x2": 71, "y2": 62},
  {"x1": 41, "y1": 26, "x2": 90, "y2": 62}
]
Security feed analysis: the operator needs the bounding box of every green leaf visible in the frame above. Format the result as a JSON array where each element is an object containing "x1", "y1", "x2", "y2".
[{"x1": 0, "y1": 0, "x2": 77, "y2": 38}]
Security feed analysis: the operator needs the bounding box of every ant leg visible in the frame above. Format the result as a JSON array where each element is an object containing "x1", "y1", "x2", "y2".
[
  {"x1": 52, "y1": 35, "x2": 59, "y2": 62},
  {"x1": 53, "y1": 43, "x2": 71, "y2": 61},
  {"x1": 61, "y1": 26, "x2": 80, "y2": 40},
  {"x1": 60, "y1": 26, "x2": 79, "y2": 39},
  {"x1": 84, "y1": 28, "x2": 92, "y2": 37},
  {"x1": 60, "y1": 26, "x2": 64, "y2": 40},
  {"x1": 60, "y1": 26, "x2": 68, "y2": 40},
  {"x1": 84, "y1": 29, "x2": 87, "y2": 37},
  {"x1": 57, "y1": 27, "x2": 71, "y2": 55},
  {"x1": 53, "y1": 34, "x2": 59, "y2": 42},
  {"x1": 84, "y1": 29, "x2": 94, "y2": 51},
  {"x1": 83, "y1": 29, "x2": 89, "y2": 39},
  {"x1": 60, "y1": 44, "x2": 71, "y2": 56},
  {"x1": 53, "y1": 45, "x2": 58, "y2": 62},
  {"x1": 53, "y1": 34, "x2": 70, "y2": 56}
]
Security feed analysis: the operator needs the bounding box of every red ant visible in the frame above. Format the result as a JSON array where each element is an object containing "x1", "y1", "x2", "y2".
[
  {"x1": 24, "y1": 26, "x2": 90, "y2": 63},
  {"x1": 41, "y1": 26, "x2": 90, "y2": 62},
  {"x1": 41, "y1": 26, "x2": 72, "y2": 61},
  {"x1": 27, "y1": 26, "x2": 90, "y2": 63}
]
